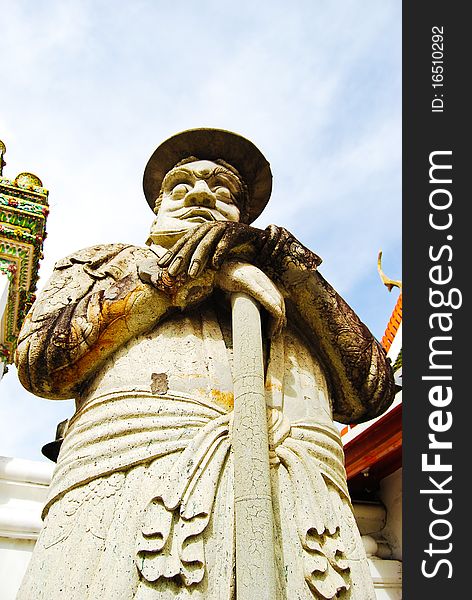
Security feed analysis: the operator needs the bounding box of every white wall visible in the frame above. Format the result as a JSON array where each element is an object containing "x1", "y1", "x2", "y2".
[
  {"x1": 0, "y1": 456, "x2": 53, "y2": 600},
  {"x1": 0, "y1": 538, "x2": 36, "y2": 599},
  {"x1": 379, "y1": 468, "x2": 403, "y2": 561}
]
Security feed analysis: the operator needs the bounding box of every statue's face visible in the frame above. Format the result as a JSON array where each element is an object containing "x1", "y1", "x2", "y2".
[{"x1": 150, "y1": 160, "x2": 242, "y2": 246}]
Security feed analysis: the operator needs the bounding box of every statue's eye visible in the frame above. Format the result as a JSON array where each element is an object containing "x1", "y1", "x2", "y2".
[
  {"x1": 172, "y1": 183, "x2": 190, "y2": 197},
  {"x1": 213, "y1": 186, "x2": 233, "y2": 201}
]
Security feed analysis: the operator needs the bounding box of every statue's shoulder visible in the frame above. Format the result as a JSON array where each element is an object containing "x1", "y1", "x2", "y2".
[
  {"x1": 53, "y1": 242, "x2": 150, "y2": 273},
  {"x1": 30, "y1": 243, "x2": 153, "y2": 323}
]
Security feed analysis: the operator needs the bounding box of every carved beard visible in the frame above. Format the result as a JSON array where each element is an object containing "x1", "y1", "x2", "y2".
[
  {"x1": 146, "y1": 218, "x2": 191, "y2": 248},
  {"x1": 146, "y1": 205, "x2": 238, "y2": 249},
  {"x1": 146, "y1": 213, "x2": 220, "y2": 248}
]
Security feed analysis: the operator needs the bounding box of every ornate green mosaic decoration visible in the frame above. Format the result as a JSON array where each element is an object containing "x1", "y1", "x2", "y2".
[{"x1": 0, "y1": 140, "x2": 49, "y2": 365}]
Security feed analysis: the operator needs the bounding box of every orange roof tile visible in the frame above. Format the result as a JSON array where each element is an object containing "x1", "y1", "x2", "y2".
[{"x1": 381, "y1": 293, "x2": 402, "y2": 352}]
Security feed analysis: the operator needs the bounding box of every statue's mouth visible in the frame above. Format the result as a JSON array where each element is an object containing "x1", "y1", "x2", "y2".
[{"x1": 180, "y1": 208, "x2": 217, "y2": 222}]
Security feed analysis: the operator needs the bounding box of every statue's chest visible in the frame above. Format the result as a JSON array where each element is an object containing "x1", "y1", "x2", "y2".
[{"x1": 80, "y1": 304, "x2": 333, "y2": 422}]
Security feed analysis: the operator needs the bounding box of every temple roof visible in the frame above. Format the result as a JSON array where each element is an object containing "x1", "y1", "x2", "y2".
[
  {"x1": 0, "y1": 157, "x2": 49, "y2": 365},
  {"x1": 381, "y1": 293, "x2": 402, "y2": 354},
  {"x1": 341, "y1": 286, "x2": 403, "y2": 499}
]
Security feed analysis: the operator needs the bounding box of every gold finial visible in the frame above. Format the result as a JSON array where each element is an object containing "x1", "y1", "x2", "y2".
[
  {"x1": 378, "y1": 250, "x2": 402, "y2": 291},
  {"x1": 14, "y1": 172, "x2": 43, "y2": 188},
  {"x1": 0, "y1": 140, "x2": 6, "y2": 176}
]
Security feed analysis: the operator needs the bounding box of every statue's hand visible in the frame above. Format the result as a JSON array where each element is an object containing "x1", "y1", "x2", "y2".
[
  {"x1": 137, "y1": 257, "x2": 187, "y2": 293},
  {"x1": 260, "y1": 224, "x2": 322, "y2": 277},
  {"x1": 156, "y1": 222, "x2": 265, "y2": 278},
  {"x1": 137, "y1": 257, "x2": 164, "y2": 286},
  {"x1": 216, "y1": 261, "x2": 286, "y2": 337}
]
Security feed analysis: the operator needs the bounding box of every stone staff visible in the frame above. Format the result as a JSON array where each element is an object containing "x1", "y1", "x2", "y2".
[{"x1": 231, "y1": 292, "x2": 277, "y2": 600}]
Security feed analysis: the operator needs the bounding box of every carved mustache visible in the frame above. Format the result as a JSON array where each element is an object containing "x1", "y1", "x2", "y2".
[{"x1": 171, "y1": 208, "x2": 225, "y2": 221}]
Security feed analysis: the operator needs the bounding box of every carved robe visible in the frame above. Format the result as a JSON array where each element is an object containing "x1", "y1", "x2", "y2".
[{"x1": 16, "y1": 243, "x2": 392, "y2": 600}]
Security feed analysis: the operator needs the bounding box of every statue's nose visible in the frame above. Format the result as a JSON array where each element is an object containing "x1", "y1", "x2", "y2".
[{"x1": 184, "y1": 180, "x2": 216, "y2": 208}]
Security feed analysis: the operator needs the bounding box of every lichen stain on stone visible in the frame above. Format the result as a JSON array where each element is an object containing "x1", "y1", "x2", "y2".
[
  {"x1": 211, "y1": 389, "x2": 234, "y2": 409},
  {"x1": 150, "y1": 372, "x2": 168, "y2": 395}
]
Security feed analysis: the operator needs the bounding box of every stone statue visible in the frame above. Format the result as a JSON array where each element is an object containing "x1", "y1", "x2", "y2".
[{"x1": 15, "y1": 128, "x2": 395, "y2": 599}]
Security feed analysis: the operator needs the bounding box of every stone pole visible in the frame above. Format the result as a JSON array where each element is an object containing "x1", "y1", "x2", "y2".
[{"x1": 231, "y1": 292, "x2": 277, "y2": 600}]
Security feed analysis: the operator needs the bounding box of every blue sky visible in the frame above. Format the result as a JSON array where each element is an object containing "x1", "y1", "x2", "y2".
[{"x1": 0, "y1": 0, "x2": 401, "y2": 461}]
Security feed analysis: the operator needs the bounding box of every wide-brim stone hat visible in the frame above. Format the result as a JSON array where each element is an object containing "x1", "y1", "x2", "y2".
[{"x1": 143, "y1": 128, "x2": 272, "y2": 224}]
